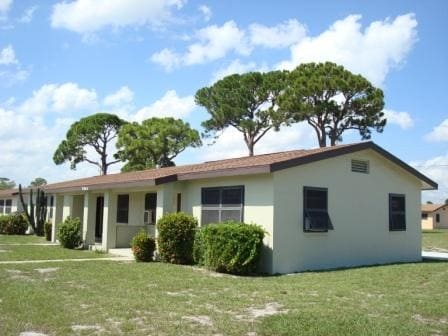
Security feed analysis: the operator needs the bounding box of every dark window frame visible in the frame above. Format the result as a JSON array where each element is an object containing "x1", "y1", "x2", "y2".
[
  {"x1": 0, "y1": 199, "x2": 4, "y2": 214},
  {"x1": 144, "y1": 193, "x2": 157, "y2": 225},
  {"x1": 4, "y1": 199, "x2": 12, "y2": 214},
  {"x1": 389, "y1": 193, "x2": 406, "y2": 231},
  {"x1": 436, "y1": 213, "x2": 440, "y2": 223},
  {"x1": 421, "y1": 213, "x2": 428, "y2": 220},
  {"x1": 116, "y1": 194, "x2": 129, "y2": 224},
  {"x1": 201, "y1": 186, "x2": 244, "y2": 226},
  {"x1": 176, "y1": 193, "x2": 182, "y2": 213},
  {"x1": 303, "y1": 186, "x2": 333, "y2": 233}
]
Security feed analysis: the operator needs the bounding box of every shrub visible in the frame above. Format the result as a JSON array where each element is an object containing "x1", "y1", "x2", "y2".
[
  {"x1": 195, "y1": 221, "x2": 265, "y2": 275},
  {"x1": 192, "y1": 228, "x2": 206, "y2": 265},
  {"x1": 57, "y1": 217, "x2": 82, "y2": 249},
  {"x1": 131, "y1": 230, "x2": 156, "y2": 262},
  {"x1": 157, "y1": 212, "x2": 198, "y2": 264},
  {"x1": 0, "y1": 214, "x2": 28, "y2": 235},
  {"x1": 44, "y1": 221, "x2": 52, "y2": 241}
]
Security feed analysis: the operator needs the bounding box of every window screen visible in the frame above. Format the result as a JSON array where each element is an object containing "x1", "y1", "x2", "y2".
[
  {"x1": 436, "y1": 214, "x2": 440, "y2": 223},
  {"x1": 201, "y1": 186, "x2": 244, "y2": 225},
  {"x1": 389, "y1": 194, "x2": 406, "y2": 231},
  {"x1": 303, "y1": 187, "x2": 333, "y2": 232},
  {"x1": 0, "y1": 199, "x2": 4, "y2": 214},
  {"x1": 144, "y1": 193, "x2": 157, "y2": 224},
  {"x1": 4, "y1": 199, "x2": 12, "y2": 214},
  {"x1": 116, "y1": 194, "x2": 129, "y2": 223}
]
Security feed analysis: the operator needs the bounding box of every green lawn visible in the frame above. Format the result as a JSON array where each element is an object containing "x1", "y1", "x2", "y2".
[
  {"x1": 0, "y1": 260, "x2": 447, "y2": 336},
  {"x1": 0, "y1": 234, "x2": 47, "y2": 244},
  {"x1": 422, "y1": 229, "x2": 448, "y2": 252}
]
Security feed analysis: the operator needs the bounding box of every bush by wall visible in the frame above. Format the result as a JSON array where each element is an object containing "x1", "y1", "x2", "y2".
[
  {"x1": 131, "y1": 229, "x2": 156, "y2": 262},
  {"x1": 57, "y1": 217, "x2": 82, "y2": 249},
  {"x1": 44, "y1": 221, "x2": 52, "y2": 241},
  {"x1": 0, "y1": 214, "x2": 28, "y2": 235},
  {"x1": 194, "y1": 221, "x2": 265, "y2": 275},
  {"x1": 157, "y1": 212, "x2": 198, "y2": 264}
]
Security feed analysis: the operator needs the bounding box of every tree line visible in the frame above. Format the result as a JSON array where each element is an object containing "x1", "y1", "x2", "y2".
[{"x1": 53, "y1": 62, "x2": 386, "y2": 175}]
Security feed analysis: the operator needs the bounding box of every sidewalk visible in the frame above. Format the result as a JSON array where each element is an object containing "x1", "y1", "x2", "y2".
[
  {"x1": 422, "y1": 251, "x2": 448, "y2": 261},
  {"x1": 0, "y1": 256, "x2": 134, "y2": 264}
]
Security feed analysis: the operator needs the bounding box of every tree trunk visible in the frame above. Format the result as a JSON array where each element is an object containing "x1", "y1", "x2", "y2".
[
  {"x1": 101, "y1": 155, "x2": 108, "y2": 175},
  {"x1": 247, "y1": 142, "x2": 254, "y2": 156}
]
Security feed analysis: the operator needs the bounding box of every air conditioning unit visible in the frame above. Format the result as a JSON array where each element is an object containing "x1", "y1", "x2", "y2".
[{"x1": 144, "y1": 210, "x2": 153, "y2": 225}]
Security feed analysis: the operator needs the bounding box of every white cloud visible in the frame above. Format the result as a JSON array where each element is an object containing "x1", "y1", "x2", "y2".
[
  {"x1": 51, "y1": 0, "x2": 185, "y2": 34},
  {"x1": 412, "y1": 154, "x2": 448, "y2": 203},
  {"x1": 211, "y1": 59, "x2": 257, "y2": 84},
  {"x1": 18, "y1": 5, "x2": 37, "y2": 23},
  {"x1": 103, "y1": 86, "x2": 134, "y2": 107},
  {"x1": 426, "y1": 119, "x2": 448, "y2": 142},
  {"x1": 151, "y1": 20, "x2": 251, "y2": 70},
  {"x1": 0, "y1": 68, "x2": 28, "y2": 87},
  {"x1": 383, "y1": 109, "x2": 414, "y2": 129},
  {"x1": 277, "y1": 13, "x2": 418, "y2": 86},
  {"x1": 199, "y1": 122, "x2": 316, "y2": 161},
  {"x1": 19, "y1": 82, "x2": 98, "y2": 115},
  {"x1": 249, "y1": 19, "x2": 307, "y2": 49},
  {"x1": 198, "y1": 5, "x2": 212, "y2": 22},
  {"x1": 0, "y1": 0, "x2": 12, "y2": 20},
  {"x1": 133, "y1": 90, "x2": 195, "y2": 122},
  {"x1": 150, "y1": 48, "x2": 182, "y2": 72},
  {"x1": 0, "y1": 45, "x2": 17, "y2": 65}
]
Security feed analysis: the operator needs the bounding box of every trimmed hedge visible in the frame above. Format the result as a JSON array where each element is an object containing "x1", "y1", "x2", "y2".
[
  {"x1": 131, "y1": 230, "x2": 156, "y2": 262},
  {"x1": 193, "y1": 221, "x2": 265, "y2": 275},
  {"x1": 0, "y1": 213, "x2": 28, "y2": 235},
  {"x1": 57, "y1": 217, "x2": 82, "y2": 249},
  {"x1": 157, "y1": 212, "x2": 198, "y2": 264},
  {"x1": 44, "y1": 221, "x2": 52, "y2": 241}
]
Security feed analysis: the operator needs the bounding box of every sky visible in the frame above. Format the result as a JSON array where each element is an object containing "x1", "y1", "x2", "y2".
[{"x1": 0, "y1": 0, "x2": 447, "y2": 202}]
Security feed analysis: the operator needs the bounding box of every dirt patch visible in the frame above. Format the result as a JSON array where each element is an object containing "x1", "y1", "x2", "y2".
[
  {"x1": 166, "y1": 290, "x2": 197, "y2": 297},
  {"x1": 6, "y1": 269, "x2": 34, "y2": 281},
  {"x1": 236, "y1": 302, "x2": 288, "y2": 321},
  {"x1": 19, "y1": 332, "x2": 48, "y2": 336},
  {"x1": 34, "y1": 267, "x2": 59, "y2": 274},
  {"x1": 182, "y1": 315, "x2": 213, "y2": 327},
  {"x1": 0, "y1": 249, "x2": 9, "y2": 252},
  {"x1": 71, "y1": 324, "x2": 104, "y2": 332},
  {"x1": 192, "y1": 267, "x2": 225, "y2": 278},
  {"x1": 413, "y1": 314, "x2": 448, "y2": 325}
]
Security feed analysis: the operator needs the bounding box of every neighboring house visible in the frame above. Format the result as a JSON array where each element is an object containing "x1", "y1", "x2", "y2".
[
  {"x1": 421, "y1": 204, "x2": 448, "y2": 229},
  {"x1": 41, "y1": 141, "x2": 436, "y2": 274},
  {"x1": 0, "y1": 189, "x2": 22, "y2": 215}
]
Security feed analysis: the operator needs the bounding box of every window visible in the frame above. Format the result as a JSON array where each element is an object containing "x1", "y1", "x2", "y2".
[
  {"x1": 303, "y1": 187, "x2": 333, "y2": 232},
  {"x1": 49, "y1": 196, "x2": 54, "y2": 219},
  {"x1": 116, "y1": 194, "x2": 129, "y2": 223},
  {"x1": 0, "y1": 200, "x2": 4, "y2": 214},
  {"x1": 389, "y1": 194, "x2": 406, "y2": 231},
  {"x1": 4, "y1": 199, "x2": 12, "y2": 214},
  {"x1": 436, "y1": 214, "x2": 440, "y2": 223},
  {"x1": 176, "y1": 193, "x2": 182, "y2": 213},
  {"x1": 422, "y1": 213, "x2": 428, "y2": 220},
  {"x1": 351, "y1": 159, "x2": 369, "y2": 174},
  {"x1": 201, "y1": 186, "x2": 244, "y2": 225},
  {"x1": 144, "y1": 193, "x2": 157, "y2": 224}
]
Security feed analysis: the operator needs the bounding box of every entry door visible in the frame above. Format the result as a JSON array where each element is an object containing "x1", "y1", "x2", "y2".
[{"x1": 95, "y1": 196, "x2": 104, "y2": 240}]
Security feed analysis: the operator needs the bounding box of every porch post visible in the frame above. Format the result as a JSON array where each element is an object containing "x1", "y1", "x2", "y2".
[
  {"x1": 82, "y1": 193, "x2": 95, "y2": 247},
  {"x1": 101, "y1": 191, "x2": 115, "y2": 250},
  {"x1": 51, "y1": 195, "x2": 64, "y2": 242},
  {"x1": 62, "y1": 195, "x2": 74, "y2": 220}
]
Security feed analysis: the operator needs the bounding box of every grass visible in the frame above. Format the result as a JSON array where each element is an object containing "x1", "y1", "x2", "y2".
[
  {"x1": 0, "y1": 234, "x2": 108, "y2": 261},
  {"x1": 0, "y1": 259, "x2": 447, "y2": 335},
  {"x1": 422, "y1": 229, "x2": 448, "y2": 252},
  {"x1": 0, "y1": 234, "x2": 47, "y2": 244}
]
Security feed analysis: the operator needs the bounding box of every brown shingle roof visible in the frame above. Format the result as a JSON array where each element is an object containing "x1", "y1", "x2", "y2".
[
  {"x1": 43, "y1": 141, "x2": 438, "y2": 193},
  {"x1": 422, "y1": 204, "x2": 446, "y2": 213},
  {"x1": 0, "y1": 189, "x2": 16, "y2": 197}
]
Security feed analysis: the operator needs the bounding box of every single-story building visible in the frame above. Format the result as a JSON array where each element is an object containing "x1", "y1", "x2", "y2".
[
  {"x1": 421, "y1": 203, "x2": 448, "y2": 229},
  {"x1": 0, "y1": 189, "x2": 22, "y2": 215},
  {"x1": 38, "y1": 141, "x2": 437, "y2": 274}
]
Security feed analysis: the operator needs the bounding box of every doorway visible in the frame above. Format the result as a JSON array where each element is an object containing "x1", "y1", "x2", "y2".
[{"x1": 95, "y1": 196, "x2": 104, "y2": 241}]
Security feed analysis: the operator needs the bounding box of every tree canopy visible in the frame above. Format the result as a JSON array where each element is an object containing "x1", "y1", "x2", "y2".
[
  {"x1": 279, "y1": 62, "x2": 386, "y2": 147},
  {"x1": 0, "y1": 177, "x2": 15, "y2": 190},
  {"x1": 195, "y1": 71, "x2": 290, "y2": 156},
  {"x1": 116, "y1": 117, "x2": 202, "y2": 172},
  {"x1": 29, "y1": 177, "x2": 47, "y2": 187},
  {"x1": 53, "y1": 113, "x2": 126, "y2": 175}
]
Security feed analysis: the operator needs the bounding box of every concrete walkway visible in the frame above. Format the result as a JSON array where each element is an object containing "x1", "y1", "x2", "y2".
[
  {"x1": 422, "y1": 251, "x2": 448, "y2": 261},
  {"x1": 0, "y1": 243, "x2": 58, "y2": 246},
  {"x1": 0, "y1": 256, "x2": 134, "y2": 264}
]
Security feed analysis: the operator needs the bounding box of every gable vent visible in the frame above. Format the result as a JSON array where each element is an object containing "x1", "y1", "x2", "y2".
[{"x1": 351, "y1": 159, "x2": 369, "y2": 174}]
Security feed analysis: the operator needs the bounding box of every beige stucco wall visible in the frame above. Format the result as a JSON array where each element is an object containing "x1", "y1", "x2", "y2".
[
  {"x1": 178, "y1": 174, "x2": 275, "y2": 273},
  {"x1": 421, "y1": 215, "x2": 434, "y2": 230},
  {"x1": 272, "y1": 148, "x2": 422, "y2": 274},
  {"x1": 433, "y1": 206, "x2": 448, "y2": 229}
]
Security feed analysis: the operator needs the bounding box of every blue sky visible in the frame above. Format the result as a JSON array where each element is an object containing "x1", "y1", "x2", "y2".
[{"x1": 0, "y1": 0, "x2": 447, "y2": 202}]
